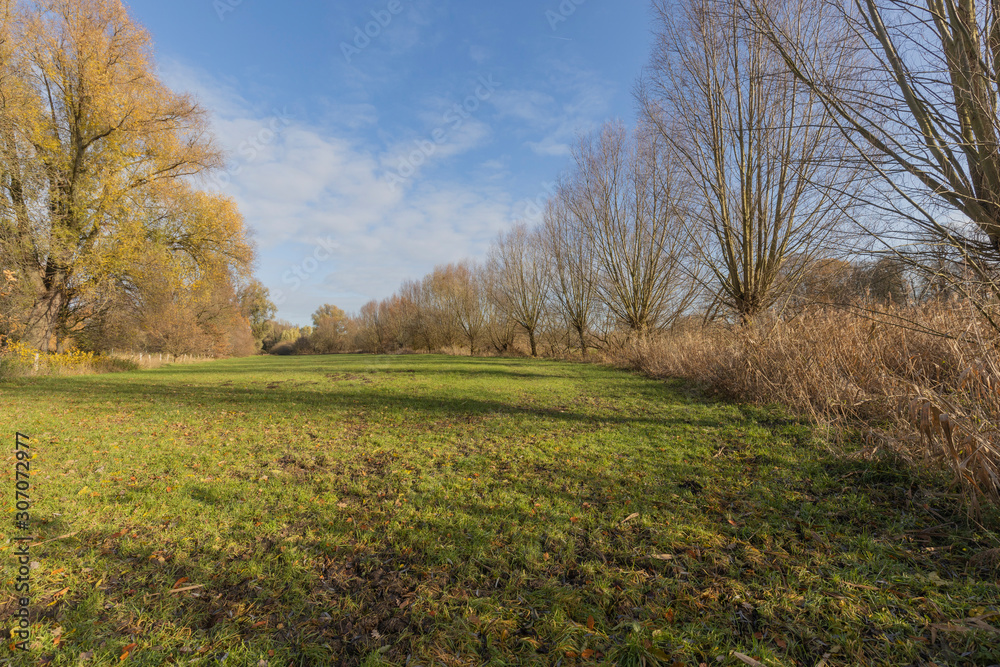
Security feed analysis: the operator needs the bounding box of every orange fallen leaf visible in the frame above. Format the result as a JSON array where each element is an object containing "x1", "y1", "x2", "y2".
[
  {"x1": 587, "y1": 615, "x2": 594, "y2": 630},
  {"x1": 664, "y1": 609, "x2": 675, "y2": 623},
  {"x1": 570, "y1": 516, "x2": 579, "y2": 523},
  {"x1": 119, "y1": 643, "x2": 137, "y2": 661},
  {"x1": 565, "y1": 651, "x2": 578, "y2": 658},
  {"x1": 109, "y1": 529, "x2": 128, "y2": 539},
  {"x1": 52, "y1": 587, "x2": 69, "y2": 598},
  {"x1": 172, "y1": 577, "x2": 188, "y2": 589},
  {"x1": 582, "y1": 648, "x2": 595, "y2": 658}
]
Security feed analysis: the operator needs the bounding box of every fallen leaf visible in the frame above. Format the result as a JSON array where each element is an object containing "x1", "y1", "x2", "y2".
[
  {"x1": 582, "y1": 648, "x2": 595, "y2": 658},
  {"x1": 622, "y1": 512, "x2": 640, "y2": 523},
  {"x1": 650, "y1": 554, "x2": 673, "y2": 560},
  {"x1": 587, "y1": 615, "x2": 595, "y2": 630},
  {"x1": 119, "y1": 642, "x2": 138, "y2": 661},
  {"x1": 172, "y1": 577, "x2": 189, "y2": 589},
  {"x1": 731, "y1": 653, "x2": 765, "y2": 667},
  {"x1": 167, "y1": 584, "x2": 204, "y2": 594}
]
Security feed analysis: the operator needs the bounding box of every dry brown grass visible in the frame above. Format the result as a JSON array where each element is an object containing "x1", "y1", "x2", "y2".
[{"x1": 622, "y1": 301, "x2": 1000, "y2": 512}]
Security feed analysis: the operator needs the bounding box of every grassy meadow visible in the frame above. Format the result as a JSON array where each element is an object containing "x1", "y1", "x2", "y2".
[{"x1": 1, "y1": 355, "x2": 998, "y2": 666}]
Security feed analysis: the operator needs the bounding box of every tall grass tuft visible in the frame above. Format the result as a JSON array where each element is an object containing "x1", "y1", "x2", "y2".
[{"x1": 624, "y1": 302, "x2": 1000, "y2": 512}]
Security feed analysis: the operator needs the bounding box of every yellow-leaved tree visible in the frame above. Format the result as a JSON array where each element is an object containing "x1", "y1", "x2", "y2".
[{"x1": 0, "y1": 0, "x2": 255, "y2": 352}]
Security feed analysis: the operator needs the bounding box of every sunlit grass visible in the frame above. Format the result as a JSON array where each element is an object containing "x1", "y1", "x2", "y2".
[{"x1": 1, "y1": 354, "x2": 997, "y2": 666}]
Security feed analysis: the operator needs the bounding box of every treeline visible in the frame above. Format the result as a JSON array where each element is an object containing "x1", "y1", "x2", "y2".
[
  {"x1": 280, "y1": 250, "x2": 921, "y2": 359},
  {"x1": 0, "y1": 0, "x2": 272, "y2": 357}
]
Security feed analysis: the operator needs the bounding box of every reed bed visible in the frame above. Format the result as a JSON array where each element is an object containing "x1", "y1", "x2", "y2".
[{"x1": 624, "y1": 301, "x2": 1000, "y2": 513}]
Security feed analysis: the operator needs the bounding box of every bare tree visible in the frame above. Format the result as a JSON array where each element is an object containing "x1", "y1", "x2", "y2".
[
  {"x1": 639, "y1": 0, "x2": 856, "y2": 322},
  {"x1": 568, "y1": 121, "x2": 698, "y2": 335},
  {"x1": 542, "y1": 190, "x2": 599, "y2": 355},
  {"x1": 398, "y1": 279, "x2": 435, "y2": 351},
  {"x1": 486, "y1": 223, "x2": 551, "y2": 357},
  {"x1": 753, "y1": 0, "x2": 1000, "y2": 327},
  {"x1": 437, "y1": 261, "x2": 487, "y2": 355}
]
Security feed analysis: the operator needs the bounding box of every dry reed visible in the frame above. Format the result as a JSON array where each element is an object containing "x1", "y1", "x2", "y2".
[{"x1": 624, "y1": 301, "x2": 1000, "y2": 513}]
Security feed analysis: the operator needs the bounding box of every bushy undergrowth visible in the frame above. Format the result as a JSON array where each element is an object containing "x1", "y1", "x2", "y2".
[
  {"x1": 623, "y1": 302, "x2": 1000, "y2": 512},
  {"x1": 0, "y1": 339, "x2": 139, "y2": 377}
]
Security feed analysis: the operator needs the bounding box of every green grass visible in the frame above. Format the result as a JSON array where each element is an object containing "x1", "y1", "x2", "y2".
[{"x1": 1, "y1": 354, "x2": 998, "y2": 666}]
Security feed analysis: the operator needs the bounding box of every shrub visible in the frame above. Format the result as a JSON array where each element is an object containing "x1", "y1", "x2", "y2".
[
  {"x1": 0, "y1": 338, "x2": 140, "y2": 376},
  {"x1": 270, "y1": 341, "x2": 297, "y2": 356}
]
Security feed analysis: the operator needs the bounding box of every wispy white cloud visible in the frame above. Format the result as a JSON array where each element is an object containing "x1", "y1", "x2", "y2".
[
  {"x1": 156, "y1": 59, "x2": 516, "y2": 321},
  {"x1": 491, "y1": 60, "x2": 615, "y2": 157}
]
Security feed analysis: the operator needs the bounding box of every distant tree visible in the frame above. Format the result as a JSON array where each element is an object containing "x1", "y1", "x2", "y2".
[
  {"x1": 543, "y1": 191, "x2": 598, "y2": 356},
  {"x1": 850, "y1": 257, "x2": 911, "y2": 305},
  {"x1": 486, "y1": 223, "x2": 551, "y2": 357},
  {"x1": 356, "y1": 300, "x2": 382, "y2": 353},
  {"x1": 422, "y1": 269, "x2": 460, "y2": 350},
  {"x1": 239, "y1": 280, "x2": 276, "y2": 352},
  {"x1": 311, "y1": 304, "x2": 348, "y2": 353},
  {"x1": 568, "y1": 122, "x2": 697, "y2": 335},
  {"x1": 785, "y1": 256, "x2": 854, "y2": 307},
  {"x1": 437, "y1": 262, "x2": 487, "y2": 355}
]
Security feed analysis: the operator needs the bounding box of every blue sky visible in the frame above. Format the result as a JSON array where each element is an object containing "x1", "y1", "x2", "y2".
[{"x1": 125, "y1": 0, "x2": 655, "y2": 324}]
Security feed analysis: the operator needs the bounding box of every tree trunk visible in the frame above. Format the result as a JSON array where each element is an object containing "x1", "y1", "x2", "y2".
[
  {"x1": 576, "y1": 325, "x2": 587, "y2": 357},
  {"x1": 528, "y1": 329, "x2": 537, "y2": 357}
]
